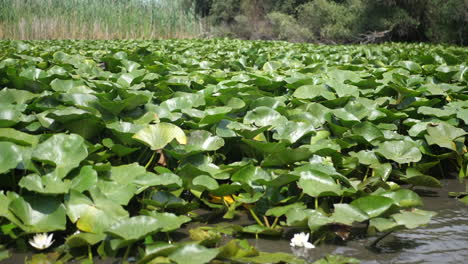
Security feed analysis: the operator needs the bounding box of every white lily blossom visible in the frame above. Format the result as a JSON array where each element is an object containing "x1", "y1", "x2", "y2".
[
  {"x1": 290, "y1": 232, "x2": 315, "y2": 249},
  {"x1": 29, "y1": 233, "x2": 54, "y2": 250}
]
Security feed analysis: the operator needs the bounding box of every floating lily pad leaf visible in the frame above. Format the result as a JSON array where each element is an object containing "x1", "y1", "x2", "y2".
[
  {"x1": 0, "y1": 142, "x2": 22, "y2": 174},
  {"x1": 106, "y1": 121, "x2": 144, "y2": 145},
  {"x1": 19, "y1": 172, "x2": 71, "y2": 194},
  {"x1": 237, "y1": 252, "x2": 306, "y2": 264},
  {"x1": 392, "y1": 209, "x2": 436, "y2": 229},
  {"x1": 0, "y1": 128, "x2": 38, "y2": 146},
  {"x1": 398, "y1": 61, "x2": 422, "y2": 73},
  {"x1": 50, "y1": 78, "x2": 89, "y2": 92},
  {"x1": 273, "y1": 121, "x2": 315, "y2": 144},
  {"x1": 227, "y1": 121, "x2": 271, "y2": 138},
  {"x1": 332, "y1": 204, "x2": 369, "y2": 226},
  {"x1": 70, "y1": 166, "x2": 98, "y2": 192},
  {"x1": 349, "y1": 150, "x2": 380, "y2": 165},
  {"x1": 242, "y1": 139, "x2": 288, "y2": 154},
  {"x1": 456, "y1": 108, "x2": 468, "y2": 124},
  {"x1": 418, "y1": 106, "x2": 456, "y2": 119},
  {"x1": 293, "y1": 85, "x2": 330, "y2": 100},
  {"x1": 0, "y1": 104, "x2": 24, "y2": 127},
  {"x1": 144, "y1": 212, "x2": 191, "y2": 232},
  {"x1": 0, "y1": 88, "x2": 37, "y2": 104},
  {"x1": 143, "y1": 242, "x2": 177, "y2": 262},
  {"x1": 351, "y1": 122, "x2": 384, "y2": 143},
  {"x1": 286, "y1": 208, "x2": 315, "y2": 227},
  {"x1": 459, "y1": 196, "x2": 468, "y2": 205},
  {"x1": 401, "y1": 168, "x2": 442, "y2": 188},
  {"x1": 97, "y1": 180, "x2": 137, "y2": 205},
  {"x1": 192, "y1": 175, "x2": 220, "y2": 191},
  {"x1": 173, "y1": 130, "x2": 224, "y2": 154},
  {"x1": 242, "y1": 224, "x2": 282, "y2": 236},
  {"x1": 262, "y1": 147, "x2": 312, "y2": 167},
  {"x1": 425, "y1": 122, "x2": 466, "y2": 154},
  {"x1": 376, "y1": 140, "x2": 422, "y2": 164},
  {"x1": 312, "y1": 254, "x2": 360, "y2": 264},
  {"x1": 0, "y1": 244, "x2": 10, "y2": 262},
  {"x1": 308, "y1": 210, "x2": 334, "y2": 231},
  {"x1": 134, "y1": 172, "x2": 182, "y2": 188},
  {"x1": 133, "y1": 123, "x2": 187, "y2": 150},
  {"x1": 142, "y1": 191, "x2": 187, "y2": 209},
  {"x1": 108, "y1": 163, "x2": 148, "y2": 185},
  {"x1": 231, "y1": 165, "x2": 271, "y2": 186},
  {"x1": 369, "y1": 217, "x2": 400, "y2": 232},
  {"x1": 350, "y1": 196, "x2": 394, "y2": 218},
  {"x1": 298, "y1": 170, "x2": 342, "y2": 197},
  {"x1": 32, "y1": 134, "x2": 88, "y2": 178},
  {"x1": 379, "y1": 189, "x2": 423, "y2": 207},
  {"x1": 370, "y1": 163, "x2": 392, "y2": 181},
  {"x1": 265, "y1": 203, "x2": 306, "y2": 217},
  {"x1": 97, "y1": 93, "x2": 149, "y2": 116},
  {"x1": 0, "y1": 192, "x2": 26, "y2": 230},
  {"x1": 66, "y1": 232, "x2": 105, "y2": 248},
  {"x1": 217, "y1": 239, "x2": 258, "y2": 259},
  {"x1": 200, "y1": 107, "x2": 232, "y2": 125},
  {"x1": 244, "y1": 106, "x2": 287, "y2": 127},
  {"x1": 107, "y1": 216, "x2": 163, "y2": 241},
  {"x1": 169, "y1": 244, "x2": 219, "y2": 264},
  {"x1": 9, "y1": 195, "x2": 66, "y2": 232},
  {"x1": 65, "y1": 190, "x2": 128, "y2": 234}
]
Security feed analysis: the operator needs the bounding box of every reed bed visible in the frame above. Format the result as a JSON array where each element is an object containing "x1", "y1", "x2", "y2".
[{"x1": 0, "y1": 0, "x2": 204, "y2": 39}]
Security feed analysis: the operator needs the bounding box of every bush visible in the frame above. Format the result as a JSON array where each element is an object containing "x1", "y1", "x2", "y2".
[
  {"x1": 267, "y1": 12, "x2": 313, "y2": 42},
  {"x1": 424, "y1": 0, "x2": 467, "y2": 45},
  {"x1": 297, "y1": 0, "x2": 364, "y2": 43}
]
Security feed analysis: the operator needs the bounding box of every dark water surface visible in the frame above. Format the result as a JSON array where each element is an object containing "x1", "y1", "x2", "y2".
[
  {"x1": 252, "y1": 179, "x2": 468, "y2": 264},
  {"x1": 2, "y1": 180, "x2": 467, "y2": 264}
]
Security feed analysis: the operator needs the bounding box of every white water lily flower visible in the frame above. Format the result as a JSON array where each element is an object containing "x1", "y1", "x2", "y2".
[
  {"x1": 290, "y1": 232, "x2": 315, "y2": 249},
  {"x1": 29, "y1": 233, "x2": 54, "y2": 250}
]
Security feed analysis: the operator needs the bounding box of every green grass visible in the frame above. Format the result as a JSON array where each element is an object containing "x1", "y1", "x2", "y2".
[{"x1": 0, "y1": 0, "x2": 204, "y2": 39}]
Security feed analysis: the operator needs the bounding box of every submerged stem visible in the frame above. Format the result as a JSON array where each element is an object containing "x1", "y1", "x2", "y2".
[{"x1": 368, "y1": 231, "x2": 393, "y2": 248}]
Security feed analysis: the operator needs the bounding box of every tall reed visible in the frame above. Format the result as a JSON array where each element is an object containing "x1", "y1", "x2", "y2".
[{"x1": 0, "y1": 0, "x2": 205, "y2": 39}]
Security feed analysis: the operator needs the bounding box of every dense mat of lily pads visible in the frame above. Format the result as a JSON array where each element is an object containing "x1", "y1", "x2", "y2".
[{"x1": 0, "y1": 39, "x2": 467, "y2": 263}]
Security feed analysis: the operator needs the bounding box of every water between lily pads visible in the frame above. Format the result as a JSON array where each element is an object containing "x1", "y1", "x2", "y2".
[
  {"x1": 3, "y1": 180, "x2": 467, "y2": 264},
  {"x1": 250, "y1": 179, "x2": 468, "y2": 264}
]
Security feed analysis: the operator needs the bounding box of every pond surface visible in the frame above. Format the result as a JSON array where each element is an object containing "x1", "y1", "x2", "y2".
[{"x1": 252, "y1": 179, "x2": 468, "y2": 264}]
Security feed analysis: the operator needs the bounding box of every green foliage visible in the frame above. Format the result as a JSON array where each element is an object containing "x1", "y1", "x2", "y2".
[
  {"x1": 0, "y1": 0, "x2": 203, "y2": 39},
  {"x1": 0, "y1": 39, "x2": 467, "y2": 262},
  {"x1": 197, "y1": 0, "x2": 466, "y2": 44}
]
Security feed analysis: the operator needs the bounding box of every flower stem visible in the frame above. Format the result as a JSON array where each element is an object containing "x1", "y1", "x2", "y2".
[
  {"x1": 88, "y1": 245, "x2": 93, "y2": 263},
  {"x1": 249, "y1": 208, "x2": 264, "y2": 227},
  {"x1": 271, "y1": 217, "x2": 279, "y2": 229},
  {"x1": 123, "y1": 243, "x2": 133, "y2": 264},
  {"x1": 145, "y1": 152, "x2": 156, "y2": 169}
]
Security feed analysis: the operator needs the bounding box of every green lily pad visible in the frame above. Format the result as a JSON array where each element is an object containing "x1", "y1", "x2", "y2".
[
  {"x1": 376, "y1": 140, "x2": 422, "y2": 164},
  {"x1": 350, "y1": 196, "x2": 394, "y2": 218},
  {"x1": 32, "y1": 134, "x2": 88, "y2": 178},
  {"x1": 169, "y1": 244, "x2": 219, "y2": 264},
  {"x1": 133, "y1": 123, "x2": 187, "y2": 150}
]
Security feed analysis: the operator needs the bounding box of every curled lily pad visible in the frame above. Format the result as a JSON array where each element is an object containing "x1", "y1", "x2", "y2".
[{"x1": 133, "y1": 123, "x2": 187, "y2": 150}]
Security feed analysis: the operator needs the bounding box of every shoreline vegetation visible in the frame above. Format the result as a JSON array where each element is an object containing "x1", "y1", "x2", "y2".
[
  {"x1": 0, "y1": 0, "x2": 204, "y2": 40},
  {"x1": 0, "y1": 0, "x2": 466, "y2": 45}
]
